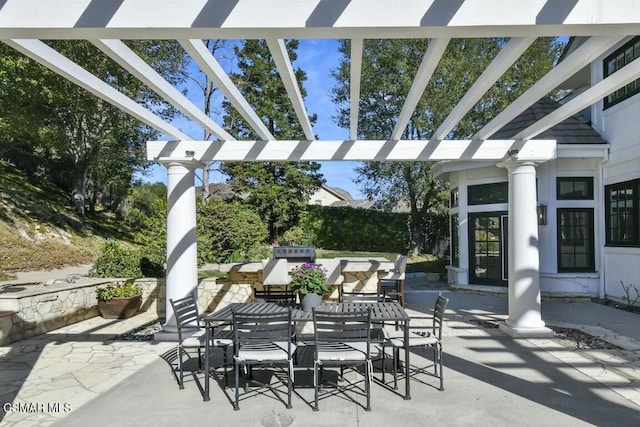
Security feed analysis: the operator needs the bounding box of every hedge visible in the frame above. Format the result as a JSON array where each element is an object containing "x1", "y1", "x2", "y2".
[{"x1": 293, "y1": 205, "x2": 409, "y2": 252}]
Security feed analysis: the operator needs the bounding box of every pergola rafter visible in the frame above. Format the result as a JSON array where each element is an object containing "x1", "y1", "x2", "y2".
[{"x1": 91, "y1": 38, "x2": 233, "y2": 141}]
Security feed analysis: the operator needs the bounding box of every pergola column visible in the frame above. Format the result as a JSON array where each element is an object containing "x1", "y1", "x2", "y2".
[
  {"x1": 498, "y1": 159, "x2": 553, "y2": 338},
  {"x1": 161, "y1": 159, "x2": 200, "y2": 332}
]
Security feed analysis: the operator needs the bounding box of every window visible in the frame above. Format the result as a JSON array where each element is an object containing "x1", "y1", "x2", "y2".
[
  {"x1": 603, "y1": 37, "x2": 640, "y2": 109},
  {"x1": 450, "y1": 188, "x2": 459, "y2": 208},
  {"x1": 606, "y1": 178, "x2": 640, "y2": 246},
  {"x1": 557, "y1": 208, "x2": 595, "y2": 272},
  {"x1": 468, "y1": 182, "x2": 508, "y2": 205},
  {"x1": 450, "y1": 214, "x2": 459, "y2": 267},
  {"x1": 557, "y1": 177, "x2": 594, "y2": 200}
]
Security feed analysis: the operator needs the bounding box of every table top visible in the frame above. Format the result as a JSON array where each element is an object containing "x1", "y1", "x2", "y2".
[{"x1": 203, "y1": 301, "x2": 409, "y2": 324}]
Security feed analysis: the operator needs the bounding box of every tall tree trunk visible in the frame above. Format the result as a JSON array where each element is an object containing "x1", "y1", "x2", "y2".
[{"x1": 72, "y1": 159, "x2": 90, "y2": 216}]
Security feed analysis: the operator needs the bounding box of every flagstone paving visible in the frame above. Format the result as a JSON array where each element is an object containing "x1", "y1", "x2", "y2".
[{"x1": 1, "y1": 289, "x2": 640, "y2": 426}]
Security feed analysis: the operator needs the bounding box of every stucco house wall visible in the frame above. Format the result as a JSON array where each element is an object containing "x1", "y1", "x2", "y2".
[{"x1": 591, "y1": 37, "x2": 640, "y2": 302}]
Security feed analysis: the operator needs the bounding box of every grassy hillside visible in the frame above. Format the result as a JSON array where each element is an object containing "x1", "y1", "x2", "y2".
[{"x1": 0, "y1": 160, "x2": 133, "y2": 279}]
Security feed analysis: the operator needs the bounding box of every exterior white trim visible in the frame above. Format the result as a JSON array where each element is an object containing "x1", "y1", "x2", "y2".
[
  {"x1": 1, "y1": 0, "x2": 639, "y2": 39},
  {"x1": 147, "y1": 139, "x2": 557, "y2": 162}
]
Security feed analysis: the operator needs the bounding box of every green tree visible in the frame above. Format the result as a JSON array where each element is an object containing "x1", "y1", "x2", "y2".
[
  {"x1": 332, "y1": 38, "x2": 561, "y2": 254},
  {"x1": 221, "y1": 39, "x2": 324, "y2": 243},
  {"x1": 0, "y1": 40, "x2": 187, "y2": 215}
]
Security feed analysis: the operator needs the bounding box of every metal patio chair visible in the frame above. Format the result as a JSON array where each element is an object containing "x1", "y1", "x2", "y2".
[
  {"x1": 383, "y1": 293, "x2": 450, "y2": 391},
  {"x1": 169, "y1": 294, "x2": 232, "y2": 389},
  {"x1": 340, "y1": 290, "x2": 385, "y2": 303},
  {"x1": 312, "y1": 307, "x2": 373, "y2": 411},
  {"x1": 232, "y1": 308, "x2": 296, "y2": 410},
  {"x1": 377, "y1": 254, "x2": 408, "y2": 307}
]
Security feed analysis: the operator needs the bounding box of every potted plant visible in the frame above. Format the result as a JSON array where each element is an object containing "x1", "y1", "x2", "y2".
[
  {"x1": 95, "y1": 280, "x2": 143, "y2": 319},
  {"x1": 290, "y1": 262, "x2": 328, "y2": 311}
]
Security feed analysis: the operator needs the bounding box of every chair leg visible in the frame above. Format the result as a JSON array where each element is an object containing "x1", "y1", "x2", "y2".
[
  {"x1": 381, "y1": 343, "x2": 386, "y2": 383},
  {"x1": 223, "y1": 347, "x2": 229, "y2": 387},
  {"x1": 438, "y1": 343, "x2": 444, "y2": 391},
  {"x1": 234, "y1": 361, "x2": 240, "y2": 411},
  {"x1": 392, "y1": 348, "x2": 398, "y2": 390},
  {"x1": 313, "y1": 362, "x2": 320, "y2": 412},
  {"x1": 177, "y1": 345, "x2": 184, "y2": 390},
  {"x1": 365, "y1": 361, "x2": 371, "y2": 411},
  {"x1": 398, "y1": 280, "x2": 406, "y2": 308},
  {"x1": 287, "y1": 361, "x2": 293, "y2": 409}
]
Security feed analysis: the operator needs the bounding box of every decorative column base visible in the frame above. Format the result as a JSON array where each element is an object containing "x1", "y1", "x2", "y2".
[{"x1": 499, "y1": 322, "x2": 553, "y2": 338}]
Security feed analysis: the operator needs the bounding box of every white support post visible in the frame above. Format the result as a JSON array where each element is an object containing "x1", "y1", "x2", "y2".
[
  {"x1": 498, "y1": 159, "x2": 553, "y2": 338},
  {"x1": 161, "y1": 160, "x2": 200, "y2": 333}
]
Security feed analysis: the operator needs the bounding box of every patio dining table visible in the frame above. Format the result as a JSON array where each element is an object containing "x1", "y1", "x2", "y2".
[{"x1": 201, "y1": 301, "x2": 412, "y2": 402}]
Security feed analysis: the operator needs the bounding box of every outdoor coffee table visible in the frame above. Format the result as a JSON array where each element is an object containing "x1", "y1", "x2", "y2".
[{"x1": 202, "y1": 301, "x2": 412, "y2": 402}]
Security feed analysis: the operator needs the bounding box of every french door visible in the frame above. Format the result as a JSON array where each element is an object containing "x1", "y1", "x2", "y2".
[{"x1": 469, "y1": 212, "x2": 508, "y2": 286}]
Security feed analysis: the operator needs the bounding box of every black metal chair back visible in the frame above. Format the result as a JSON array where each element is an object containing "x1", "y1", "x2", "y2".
[
  {"x1": 231, "y1": 308, "x2": 295, "y2": 410},
  {"x1": 432, "y1": 293, "x2": 449, "y2": 340},
  {"x1": 312, "y1": 308, "x2": 372, "y2": 347},
  {"x1": 311, "y1": 308, "x2": 373, "y2": 411},
  {"x1": 232, "y1": 309, "x2": 294, "y2": 345},
  {"x1": 252, "y1": 288, "x2": 297, "y2": 306},
  {"x1": 169, "y1": 293, "x2": 200, "y2": 344},
  {"x1": 340, "y1": 290, "x2": 384, "y2": 304}
]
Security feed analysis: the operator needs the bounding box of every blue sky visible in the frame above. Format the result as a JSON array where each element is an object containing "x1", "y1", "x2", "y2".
[{"x1": 141, "y1": 39, "x2": 365, "y2": 199}]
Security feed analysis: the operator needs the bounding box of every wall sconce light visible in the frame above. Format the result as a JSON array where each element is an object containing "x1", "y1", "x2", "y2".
[{"x1": 537, "y1": 204, "x2": 547, "y2": 225}]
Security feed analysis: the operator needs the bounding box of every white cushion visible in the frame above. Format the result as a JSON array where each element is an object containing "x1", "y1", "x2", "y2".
[
  {"x1": 237, "y1": 341, "x2": 296, "y2": 362},
  {"x1": 181, "y1": 329, "x2": 232, "y2": 348},
  {"x1": 389, "y1": 331, "x2": 438, "y2": 348},
  {"x1": 316, "y1": 342, "x2": 368, "y2": 362}
]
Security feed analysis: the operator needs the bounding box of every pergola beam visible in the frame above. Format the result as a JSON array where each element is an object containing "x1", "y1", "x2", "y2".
[
  {"x1": 1, "y1": 0, "x2": 639, "y2": 39},
  {"x1": 179, "y1": 39, "x2": 271, "y2": 141},
  {"x1": 391, "y1": 38, "x2": 449, "y2": 141},
  {"x1": 92, "y1": 39, "x2": 233, "y2": 141},
  {"x1": 474, "y1": 35, "x2": 624, "y2": 140},
  {"x1": 515, "y1": 56, "x2": 640, "y2": 140},
  {"x1": 349, "y1": 38, "x2": 363, "y2": 141},
  {"x1": 147, "y1": 139, "x2": 557, "y2": 163},
  {"x1": 266, "y1": 38, "x2": 315, "y2": 140},
  {"x1": 430, "y1": 37, "x2": 536, "y2": 142},
  {"x1": 4, "y1": 39, "x2": 190, "y2": 140}
]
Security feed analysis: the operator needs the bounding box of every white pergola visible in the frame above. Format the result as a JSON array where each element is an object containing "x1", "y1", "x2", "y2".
[{"x1": 2, "y1": 0, "x2": 639, "y2": 337}]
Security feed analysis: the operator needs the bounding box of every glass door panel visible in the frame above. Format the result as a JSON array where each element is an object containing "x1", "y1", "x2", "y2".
[{"x1": 469, "y1": 212, "x2": 508, "y2": 286}]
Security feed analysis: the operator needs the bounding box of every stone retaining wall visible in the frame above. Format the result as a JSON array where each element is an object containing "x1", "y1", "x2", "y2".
[
  {"x1": 0, "y1": 279, "x2": 169, "y2": 345},
  {"x1": 0, "y1": 260, "x2": 388, "y2": 345}
]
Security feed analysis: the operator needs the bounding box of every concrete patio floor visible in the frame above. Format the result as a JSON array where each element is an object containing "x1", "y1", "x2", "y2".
[{"x1": 2, "y1": 288, "x2": 640, "y2": 426}]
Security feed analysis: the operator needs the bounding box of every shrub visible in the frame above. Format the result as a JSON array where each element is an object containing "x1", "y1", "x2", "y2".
[
  {"x1": 197, "y1": 199, "x2": 268, "y2": 263},
  {"x1": 120, "y1": 182, "x2": 167, "y2": 230},
  {"x1": 134, "y1": 198, "x2": 167, "y2": 274},
  {"x1": 95, "y1": 280, "x2": 142, "y2": 301},
  {"x1": 296, "y1": 205, "x2": 409, "y2": 252},
  {"x1": 90, "y1": 240, "x2": 142, "y2": 278}
]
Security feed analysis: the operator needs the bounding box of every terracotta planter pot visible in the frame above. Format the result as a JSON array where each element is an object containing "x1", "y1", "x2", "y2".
[{"x1": 98, "y1": 295, "x2": 142, "y2": 319}]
